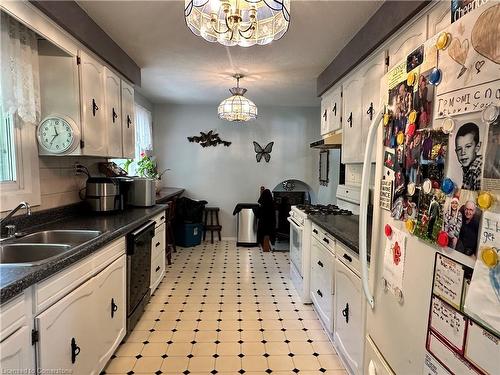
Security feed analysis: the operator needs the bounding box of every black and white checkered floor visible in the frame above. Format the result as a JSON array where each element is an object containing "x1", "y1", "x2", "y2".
[{"x1": 104, "y1": 241, "x2": 346, "y2": 374}]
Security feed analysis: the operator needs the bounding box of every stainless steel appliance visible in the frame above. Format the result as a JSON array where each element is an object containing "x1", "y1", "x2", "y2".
[
  {"x1": 126, "y1": 221, "x2": 155, "y2": 333},
  {"x1": 233, "y1": 203, "x2": 259, "y2": 246},
  {"x1": 128, "y1": 178, "x2": 156, "y2": 207},
  {"x1": 85, "y1": 177, "x2": 121, "y2": 212}
]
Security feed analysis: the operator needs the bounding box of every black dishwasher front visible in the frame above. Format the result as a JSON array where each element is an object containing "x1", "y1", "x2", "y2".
[{"x1": 127, "y1": 220, "x2": 155, "y2": 333}]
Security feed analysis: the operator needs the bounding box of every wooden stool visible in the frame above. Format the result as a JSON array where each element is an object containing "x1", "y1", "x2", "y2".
[
  {"x1": 166, "y1": 199, "x2": 177, "y2": 261},
  {"x1": 203, "y1": 207, "x2": 222, "y2": 244}
]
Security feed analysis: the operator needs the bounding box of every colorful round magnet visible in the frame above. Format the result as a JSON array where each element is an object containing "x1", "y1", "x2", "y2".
[
  {"x1": 407, "y1": 182, "x2": 416, "y2": 196},
  {"x1": 407, "y1": 72, "x2": 417, "y2": 86},
  {"x1": 383, "y1": 113, "x2": 390, "y2": 126},
  {"x1": 481, "y1": 247, "x2": 498, "y2": 268},
  {"x1": 477, "y1": 191, "x2": 494, "y2": 210},
  {"x1": 441, "y1": 178, "x2": 455, "y2": 195},
  {"x1": 405, "y1": 219, "x2": 415, "y2": 233},
  {"x1": 437, "y1": 231, "x2": 449, "y2": 247},
  {"x1": 482, "y1": 105, "x2": 499, "y2": 124},
  {"x1": 428, "y1": 68, "x2": 442, "y2": 86},
  {"x1": 406, "y1": 123, "x2": 416, "y2": 137},
  {"x1": 385, "y1": 224, "x2": 392, "y2": 238},
  {"x1": 423, "y1": 179, "x2": 433, "y2": 194},
  {"x1": 442, "y1": 117, "x2": 455, "y2": 133},
  {"x1": 435, "y1": 32, "x2": 451, "y2": 50},
  {"x1": 408, "y1": 110, "x2": 418, "y2": 124},
  {"x1": 396, "y1": 131, "x2": 405, "y2": 145}
]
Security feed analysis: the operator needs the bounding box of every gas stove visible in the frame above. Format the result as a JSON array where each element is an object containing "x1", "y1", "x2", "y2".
[{"x1": 295, "y1": 204, "x2": 353, "y2": 216}]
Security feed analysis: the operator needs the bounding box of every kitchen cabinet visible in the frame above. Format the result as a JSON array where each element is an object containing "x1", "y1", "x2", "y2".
[
  {"x1": 121, "y1": 80, "x2": 136, "y2": 159},
  {"x1": 320, "y1": 85, "x2": 342, "y2": 136},
  {"x1": 104, "y1": 67, "x2": 123, "y2": 158},
  {"x1": 0, "y1": 326, "x2": 32, "y2": 370},
  {"x1": 427, "y1": 1, "x2": 451, "y2": 38},
  {"x1": 341, "y1": 71, "x2": 362, "y2": 163},
  {"x1": 79, "y1": 51, "x2": 107, "y2": 156},
  {"x1": 334, "y1": 258, "x2": 363, "y2": 375},
  {"x1": 386, "y1": 16, "x2": 427, "y2": 70},
  {"x1": 151, "y1": 211, "x2": 167, "y2": 293}
]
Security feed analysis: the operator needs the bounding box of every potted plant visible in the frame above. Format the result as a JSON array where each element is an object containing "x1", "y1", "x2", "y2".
[{"x1": 137, "y1": 152, "x2": 169, "y2": 194}]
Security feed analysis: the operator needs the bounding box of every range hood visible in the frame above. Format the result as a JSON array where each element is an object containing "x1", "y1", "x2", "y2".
[{"x1": 310, "y1": 132, "x2": 342, "y2": 149}]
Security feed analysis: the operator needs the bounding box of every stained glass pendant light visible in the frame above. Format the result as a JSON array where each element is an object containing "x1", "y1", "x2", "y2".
[
  {"x1": 218, "y1": 74, "x2": 257, "y2": 122},
  {"x1": 185, "y1": 0, "x2": 290, "y2": 47}
]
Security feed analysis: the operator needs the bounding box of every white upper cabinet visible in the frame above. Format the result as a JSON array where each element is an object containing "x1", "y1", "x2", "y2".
[
  {"x1": 321, "y1": 85, "x2": 342, "y2": 136},
  {"x1": 386, "y1": 16, "x2": 427, "y2": 70},
  {"x1": 121, "y1": 80, "x2": 135, "y2": 159},
  {"x1": 341, "y1": 71, "x2": 362, "y2": 163},
  {"x1": 360, "y1": 52, "x2": 386, "y2": 162},
  {"x1": 427, "y1": 1, "x2": 451, "y2": 38},
  {"x1": 79, "y1": 51, "x2": 107, "y2": 156},
  {"x1": 104, "y1": 68, "x2": 123, "y2": 158}
]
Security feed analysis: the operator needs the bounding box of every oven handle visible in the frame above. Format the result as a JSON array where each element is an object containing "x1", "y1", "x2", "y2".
[{"x1": 287, "y1": 217, "x2": 303, "y2": 232}]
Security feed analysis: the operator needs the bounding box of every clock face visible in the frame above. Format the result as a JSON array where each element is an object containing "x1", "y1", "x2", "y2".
[{"x1": 37, "y1": 117, "x2": 76, "y2": 154}]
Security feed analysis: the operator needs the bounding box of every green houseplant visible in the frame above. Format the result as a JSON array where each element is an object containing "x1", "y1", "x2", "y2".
[{"x1": 137, "y1": 152, "x2": 169, "y2": 193}]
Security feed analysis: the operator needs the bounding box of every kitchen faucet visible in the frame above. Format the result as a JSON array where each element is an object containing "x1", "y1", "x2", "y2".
[{"x1": 0, "y1": 201, "x2": 32, "y2": 240}]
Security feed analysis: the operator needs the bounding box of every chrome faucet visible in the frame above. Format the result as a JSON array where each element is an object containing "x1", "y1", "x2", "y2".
[{"x1": 0, "y1": 201, "x2": 32, "y2": 240}]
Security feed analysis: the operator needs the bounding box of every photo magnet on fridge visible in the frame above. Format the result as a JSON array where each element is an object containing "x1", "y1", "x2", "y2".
[
  {"x1": 456, "y1": 189, "x2": 482, "y2": 257},
  {"x1": 483, "y1": 115, "x2": 500, "y2": 192},
  {"x1": 418, "y1": 130, "x2": 448, "y2": 186},
  {"x1": 415, "y1": 189, "x2": 446, "y2": 243}
]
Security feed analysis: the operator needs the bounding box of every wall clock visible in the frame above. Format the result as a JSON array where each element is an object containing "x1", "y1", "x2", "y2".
[{"x1": 37, "y1": 115, "x2": 80, "y2": 155}]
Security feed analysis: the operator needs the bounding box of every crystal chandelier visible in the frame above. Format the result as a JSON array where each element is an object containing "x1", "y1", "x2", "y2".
[
  {"x1": 185, "y1": 0, "x2": 290, "y2": 47},
  {"x1": 218, "y1": 74, "x2": 257, "y2": 122}
]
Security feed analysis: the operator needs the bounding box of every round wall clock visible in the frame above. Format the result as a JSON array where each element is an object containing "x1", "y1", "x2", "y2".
[
  {"x1": 37, "y1": 115, "x2": 80, "y2": 154},
  {"x1": 282, "y1": 180, "x2": 295, "y2": 191}
]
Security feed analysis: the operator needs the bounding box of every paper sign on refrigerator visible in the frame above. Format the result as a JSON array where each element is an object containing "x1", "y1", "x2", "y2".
[
  {"x1": 464, "y1": 320, "x2": 500, "y2": 375},
  {"x1": 433, "y1": 253, "x2": 466, "y2": 309},
  {"x1": 429, "y1": 296, "x2": 467, "y2": 352},
  {"x1": 383, "y1": 226, "x2": 407, "y2": 297}
]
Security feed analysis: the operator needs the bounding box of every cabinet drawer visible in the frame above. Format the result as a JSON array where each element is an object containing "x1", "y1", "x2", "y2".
[
  {"x1": 310, "y1": 238, "x2": 334, "y2": 333},
  {"x1": 311, "y1": 224, "x2": 335, "y2": 253},
  {"x1": 0, "y1": 293, "x2": 27, "y2": 341},
  {"x1": 336, "y1": 242, "x2": 361, "y2": 277},
  {"x1": 35, "y1": 237, "x2": 125, "y2": 313},
  {"x1": 152, "y1": 211, "x2": 166, "y2": 228},
  {"x1": 151, "y1": 225, "x2": 165, "y2": 261},
  {"x1": 151, "y1": 250, "x2": 166, "y2": 292}
]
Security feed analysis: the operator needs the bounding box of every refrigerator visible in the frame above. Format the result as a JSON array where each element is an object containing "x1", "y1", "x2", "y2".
[{"x1": 358, "y1": 3, "x2": 500, "y2": 375}]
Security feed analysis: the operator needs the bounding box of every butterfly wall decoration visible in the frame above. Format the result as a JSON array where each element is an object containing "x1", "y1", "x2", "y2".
[
  {"x1": 187, "y1": 130, "x2": 231, "y2": 148},
  {"x1": 253, "y1": 141, "x2": 274, "y2": 163}
]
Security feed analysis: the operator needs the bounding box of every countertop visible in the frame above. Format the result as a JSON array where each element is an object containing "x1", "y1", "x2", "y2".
[
  {"x1": 308, "y1": 214, "x2": 372, "y2": 259},
  {"x1": 0, "y1": 204, "x2": 167, "y2": 304},
  {"x1": 156, "y1": 187, "x2": 184, "y2": 204}
]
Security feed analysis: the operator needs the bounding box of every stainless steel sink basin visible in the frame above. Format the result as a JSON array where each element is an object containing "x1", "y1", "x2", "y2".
[
  {"x1": 0, "y1": 244, "x2": 72, "y2": 266},
  {"x1": 16, "y1": 230, "x2": 102, "y2": 245}
]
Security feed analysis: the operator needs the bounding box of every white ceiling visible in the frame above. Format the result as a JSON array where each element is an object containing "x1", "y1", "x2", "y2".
[{"x1": 78, "y1": 1, "x2": 383, "y2": 107}]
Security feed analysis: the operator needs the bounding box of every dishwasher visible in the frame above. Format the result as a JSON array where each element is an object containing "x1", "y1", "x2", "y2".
[{"x1": 127, "y1": 220, "x2": 155, "y2": 333}]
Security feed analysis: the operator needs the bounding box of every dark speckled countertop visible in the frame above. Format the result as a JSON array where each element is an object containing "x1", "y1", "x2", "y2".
[
  {"x1": 0, "y1": 204, "x2": 167, "y2": 303},
  {"x1": 308, "y1": 214, "x2": 372, "y2": 259}
]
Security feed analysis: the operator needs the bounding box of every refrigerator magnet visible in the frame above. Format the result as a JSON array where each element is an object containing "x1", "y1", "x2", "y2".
[
  {"x1": 477, "y1": 191, "x2": 494, "y2": 210},
  {"x1": 482, "y1": 105, "x2": 499, "y2": 124},
  {"x1": 423, "y1": 178, "x2": 433, "y2": 193}
]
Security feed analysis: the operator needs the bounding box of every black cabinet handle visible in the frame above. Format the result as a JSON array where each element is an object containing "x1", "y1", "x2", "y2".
[
  {"x1": 343, "y1": 253, "x2": 352, "y2": 263},
  {"x1": 342, "y1": 303, "x2": 349, "y2": 324},
  {"x1": 155, "y1": 242, "x2": 161, "y2": 248},
  {"x1": 313, "y1": 229, "x2": 318, "y2": 234},
  {"x1": 367, "y1": 102, "x2": 374, "y2": 121},
  {"x1": 71, "y1": 338, "x2": 81, "y2": 364},
  {"x1": 332, "y1": 103, "x2": 337, "y2": 116},
  {"x1": 160, "y1": 216, "x2": 165, "y2": 221},
  {"x1": 347, "y1": 112, "x2": 353, "y2": 127},
  {"x1": 317, "y1": 260, "x2": 324, "y2": 268},
  {"x1": 127, "y1": 115, "x2": 132, "y2": 128},
  {"x1": 111, "y1": 298, "x2": 118, "y2": 318},
  {"x1": 317, "y1": 289, "x2": 323, "y2": 298},
  {"x1": 323, "y1": 109, "x2": 327, "y2": 122},
  {"x1": 112, "y1": 107, "x2": 118, "y2": 123},
  {"x1": 156, "y1": 265, "x2": 161, "y2": 272},
  {"x1": 92, "y1": 98, "x2": 99, "y2": 116},
  {"x1": 323, "y1": 238, "x2": 330, "y2": 244}
]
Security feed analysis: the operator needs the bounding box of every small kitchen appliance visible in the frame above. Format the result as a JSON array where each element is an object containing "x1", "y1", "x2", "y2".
[
  {"x1": 85, "y1": 177, "x2": 121, "y2": 212},
  {"x1": 128, "y1": 177, "x2": 156, "y2": 207}
]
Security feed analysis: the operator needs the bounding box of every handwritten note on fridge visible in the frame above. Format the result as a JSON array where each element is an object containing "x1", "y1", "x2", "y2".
[
  {"x1": 465, "y1": 320, "x2": 500, "y2": 375},
  {"x1": 433, "y1": 254, "x2": 465, "y2": 309},
  {"x1": 430, "y1": 296, "x2": 467, "y2": 351}
]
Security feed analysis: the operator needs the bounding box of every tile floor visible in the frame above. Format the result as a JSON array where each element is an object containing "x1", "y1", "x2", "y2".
[{"x1": 104, "y1": 241, "x2": 346, "y2": 375}]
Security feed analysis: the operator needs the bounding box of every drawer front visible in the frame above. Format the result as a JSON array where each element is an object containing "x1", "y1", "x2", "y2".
[
  {"x1": 310, "y1": 238, "x2": 334, "y2": 332},
  {"x1": 336, "y1": 242, "x2": 361, "y2": 276},
  {"x1": 151, "y1": 250, "x2": 166, "y2": 292},
  {"x1": 151, "y1": 225, "x2": 165, "y2": 261},
  {"x1": 152, "y1": 211, "x2": 166, "y2": 228},
  {"x1": 35, "y1": 237, "x2": 125, "y2": 313},
  {"x1": 0, "y1": 294, "x2": 27, "y2": 341},
  {"x1": 311, "y1": 224, "x2": 335, "y2": 253}
]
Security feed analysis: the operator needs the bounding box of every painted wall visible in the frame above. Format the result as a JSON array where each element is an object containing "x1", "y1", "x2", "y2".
[{"x1": 153, "y1": 103, "x2": 341, "y2": 238}]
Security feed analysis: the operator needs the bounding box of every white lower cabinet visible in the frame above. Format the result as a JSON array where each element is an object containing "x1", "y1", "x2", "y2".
[
  {"x1": 0, "y1": 326, "x2": 32, "y2": 370},
  {"x1": 334, "y1": 258, "x2": 363, "y2": 374},
  {"x1": 35, "y1": 254, "x2": 126, "y2": 374}
]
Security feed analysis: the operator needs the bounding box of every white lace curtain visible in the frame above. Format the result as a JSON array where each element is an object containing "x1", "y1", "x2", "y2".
[
  {"x1": 1, "y1": 12, "x2": 41, "y2": 126},
  {"x1": 135, "y1": 103, "x2": 153, "y2": 159}
]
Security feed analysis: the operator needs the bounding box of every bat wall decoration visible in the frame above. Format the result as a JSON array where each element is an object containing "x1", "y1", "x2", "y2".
[{"x1": 187, "y1": 130, "x2": 232, "y2": 148}]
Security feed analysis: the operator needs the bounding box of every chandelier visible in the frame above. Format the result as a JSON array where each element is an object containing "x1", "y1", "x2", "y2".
[
  {"x1": 185, "y1": 0, "x2": 290, "y2": 47},
  {"x1": 218, "y1": 74, "x2": 257, "y2": 122}
]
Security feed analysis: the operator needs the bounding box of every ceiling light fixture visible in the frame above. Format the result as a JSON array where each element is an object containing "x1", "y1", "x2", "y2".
[
  {"x1": 185, "y1": 0, "x2": 290, "y2": 47},
  {"x1": 218, "y1": 74, "x2": 257, "y2": 122}
]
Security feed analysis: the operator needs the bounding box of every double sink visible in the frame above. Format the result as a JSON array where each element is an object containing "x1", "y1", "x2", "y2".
[{"x1": 0, "y1": 230, "x2": 102, "y2": 266}]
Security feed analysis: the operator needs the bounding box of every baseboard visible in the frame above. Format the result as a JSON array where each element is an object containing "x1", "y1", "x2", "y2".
[{"x1": 221, "y1": 236, "x2": 236, "y2": 241}]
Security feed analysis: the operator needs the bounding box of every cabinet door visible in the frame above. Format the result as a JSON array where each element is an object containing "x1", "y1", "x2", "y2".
[
  {"x1": 327, "y1": 86, "x2": 342, "y2": 133},
  {"x1": 320, "y1": 93, "x2": 330, "y2": 136},
  {"x1": 360, "y1": 53, "x2": 386, "y2": 163},
  {"x1": 79, "y1": 51, "x2": 106, "y2": 156},
  {"x1": 36, "y1": 277, "x2": 99, "y2": 375},
  {"x1": 427, "y1": 1, "x2": 451, "y2": 38},
  {"x1": 334, "y1": 259, "x2": 362, "y2": 374},
  {"x1": 95, "y1": 255, "x2": 126, "y2": 370},
  {"x1": 310, "y1": 238, "x2": 334, "y2": 333},
  {"x1": 121, "y1": 80, "x2": 135, "y2": 158},
  {"x1": 342, "y1": 72, "x2": 362, "y2": 163},
  {"x1": 386, "y1": 16, "x2": 427, "y2": 69},
  {"x1": 104, "y1": 68, "x2": 123, "y2": 158},
  {"x1": 0, "y1": 326, "x2": 33, "y2": 371}
]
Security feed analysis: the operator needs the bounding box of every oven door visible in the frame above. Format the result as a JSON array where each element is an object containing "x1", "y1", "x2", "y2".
[{"x1": 288, "y1": 217, "x2": 303, "y2": 276}]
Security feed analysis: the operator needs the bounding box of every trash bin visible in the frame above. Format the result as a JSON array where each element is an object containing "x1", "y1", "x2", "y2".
[{"x1": 233, "y1": 203, "x2": 259, "y2": 247}]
